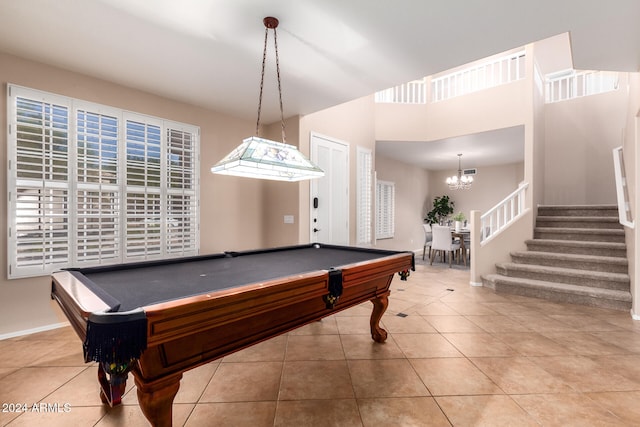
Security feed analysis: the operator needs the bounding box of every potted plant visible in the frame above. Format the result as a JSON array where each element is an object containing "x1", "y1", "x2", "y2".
[
  {"x1": 425, "y1": 195, "x2": 454, "y2": 225},
  {"x1": 452, "y1": 211, "x2": 466, "y2": 231}
]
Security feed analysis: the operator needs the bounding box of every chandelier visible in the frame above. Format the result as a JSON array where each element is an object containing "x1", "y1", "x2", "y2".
[
  {"x1": 211, "y1": 17, "x2": 324, "y2": 181},
  {"x1": 446, "y1": 154, "x2": 474, "y2": 190}
]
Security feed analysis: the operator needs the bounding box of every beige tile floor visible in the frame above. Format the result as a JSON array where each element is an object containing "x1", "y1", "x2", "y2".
[{"x1": 3, "y1": 259, "x2": 640, "y2": 426}]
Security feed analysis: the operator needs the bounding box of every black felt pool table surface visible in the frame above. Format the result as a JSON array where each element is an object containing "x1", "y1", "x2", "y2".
[{"x1": 68, "y1": 244, "x2": 407, "y2": 312}]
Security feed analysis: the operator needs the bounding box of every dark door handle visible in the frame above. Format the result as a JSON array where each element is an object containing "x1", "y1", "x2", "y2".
[{"x1": 313, "y1": 228, "x2": 321, "y2": 232}]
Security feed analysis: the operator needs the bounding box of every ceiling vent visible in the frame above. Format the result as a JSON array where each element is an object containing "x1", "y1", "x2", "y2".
[{"x1": 463, "y1": 168, "x2": 477, "y2": 176}]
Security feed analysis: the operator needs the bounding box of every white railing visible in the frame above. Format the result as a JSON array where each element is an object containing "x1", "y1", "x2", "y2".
[
  {"x1": 374, "y1": 78, "x2": 427, "y2": 104},
  {"x1": 431, "y1": 50, "x2": 526, "y2": 102},
  {"x1": 545, "y1": 69, "x2": 619, "y2": 103},
  {"x1": 480, "y1": 182, "x2": 528, "y2": 243},
  {"x1": 612, "y1": 146, "x2": 634, "y2": 228}
]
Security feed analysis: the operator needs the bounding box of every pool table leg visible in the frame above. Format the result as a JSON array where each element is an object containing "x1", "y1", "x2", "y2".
[
  {"x1": 133, "y1": 372, "x2": 182, "y2": 427},
  {"x1": 97, "y1": 362, "x2": 128, "y2": 406},
  {"x1": 370, "y1": 293, "x2": 389, "y2": 343}
]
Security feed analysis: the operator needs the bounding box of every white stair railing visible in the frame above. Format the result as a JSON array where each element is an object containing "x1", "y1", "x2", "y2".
[
  {"x1": 613, "y1": 146, "x2": 634, "y2": 228},
  {"x1": 480, "y1": 182, "x2": 529, "y2": 244}
]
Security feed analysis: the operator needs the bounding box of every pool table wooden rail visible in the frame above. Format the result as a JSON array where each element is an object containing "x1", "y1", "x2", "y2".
[
  {"x1": 51, "y1": 270, "x2": 111, "y2": 342},
  {"x1": 51, "y1": 250, "x2": 413, "y2": 427}
]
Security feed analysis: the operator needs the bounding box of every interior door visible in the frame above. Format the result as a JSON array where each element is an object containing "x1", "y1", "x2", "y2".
[{"x1": 310, "y1": 133, "x2": 349, "y2": 244}]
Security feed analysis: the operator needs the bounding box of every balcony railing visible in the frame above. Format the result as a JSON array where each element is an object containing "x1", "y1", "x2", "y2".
[
  {"x1": 545, "y1": 70, "x2": 619, "y2": 103},
  {"x1": 431, "y1": 50, "x2": 526, "y2": 102},
  {"x1": 374, "y1": 78, "x2": 427, "y2": 104},
  {"x1": 374, "y1": 50, "x2": 526, "y2": 104},
  {"x1": 480, "y1": 182, "x2": 528, "y2": 243}
]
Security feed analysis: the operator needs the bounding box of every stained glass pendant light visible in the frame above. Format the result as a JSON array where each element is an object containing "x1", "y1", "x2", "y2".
[{"x1": 211, "y1": 17, "x2": 324, "y2": 181}]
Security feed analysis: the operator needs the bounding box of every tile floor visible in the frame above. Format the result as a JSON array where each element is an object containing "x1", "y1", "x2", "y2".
[{"x1": 3, "y1": 259, "x2": 640, "y2": 426}]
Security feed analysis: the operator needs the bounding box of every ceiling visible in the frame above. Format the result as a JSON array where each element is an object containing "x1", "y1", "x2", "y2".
[
  {"x1": 377, "y1": 126, "x2": 525, "y2": 171},
  {"x1": 1, "y1": 0, "x2": 638, "y2": 170}
]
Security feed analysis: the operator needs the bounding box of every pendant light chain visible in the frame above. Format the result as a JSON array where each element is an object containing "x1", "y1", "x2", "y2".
[
  {"x1": 255, "y1": 26, "x2": 269, "y2": 137},
  {"x1": 273, "y1": 26, "x2": 286, "y2": 143},
  {"x1": 254, "y1": 19, "x2": 286, "y2": 143},
  {"x1": 211, "y1": 16, "x2": 325, "y2": 181}
]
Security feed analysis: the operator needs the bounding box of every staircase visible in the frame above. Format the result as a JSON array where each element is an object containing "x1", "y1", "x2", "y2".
[{"x1": 482, "y1": 205, "x2": 632, "y2": 311}]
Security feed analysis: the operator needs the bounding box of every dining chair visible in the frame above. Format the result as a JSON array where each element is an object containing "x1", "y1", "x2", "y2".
[
  {"x1": 463, "y1": 233, "x2": 471, "y2": 264},
  {"x1": 422, "y1": 224, "x2": 432, "y2": 260},
  {"x1": 430, "y1": 225, "x2": 461, "y2": 267},
  {"x1": 451, "y1": 230, "x2": 469, "y2": 267}
]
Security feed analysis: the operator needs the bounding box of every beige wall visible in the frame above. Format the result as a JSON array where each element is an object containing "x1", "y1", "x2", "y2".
[
  {"x1": 470, "y1": 44, "x2": 539, "y2": 284},
  {"x1": 375, "y1": 76, "x2": 528, "y2": 143},
  {"x1": 625, "y1": 73, "x2": 640, "y2": 317},
  {"x1": 261, "y1": 117, "x2": 301, "y2": 247},
  {"x1": 2, "y1": 47, "x2": 638, "y2": 337},
  {"x1": 428, "y1": 163, "x2": 524, "y2": 222},
  {"x1": 0, "y1": 52, "x2": 262, "y2": 336},
  {"x1": 297, "y1": 96, "x2": 376, "y2": 245},
  {"x1": 374, "y1": 155, "x2": 431, "y2": 252},
  {"x1": 543, "y1": 76, "x2": 630, "y2": 205},
  {"x1": 531, "y1": 49, "x2": 548, "y2": 215}
]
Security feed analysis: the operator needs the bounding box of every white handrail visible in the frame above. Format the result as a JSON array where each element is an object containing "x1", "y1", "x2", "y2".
[
  {"x1": 431, "y1": 50, "x2": 526, "y2": 102},
  {"x1": 612, "y1": 146, "x2": 634, "y2": 228},
  {"x1": 375, "y1": 49, "x2": 526, "y2": 105},
  {"x1": 480, "y1": 182, "x2": 529, "y2": 244}
]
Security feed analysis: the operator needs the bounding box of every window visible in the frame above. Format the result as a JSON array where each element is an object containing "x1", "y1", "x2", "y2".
[
  {"x1": 375, "y1": 179, "x2": 394, "y2": 239},
  {"x1": 7, "y1": 85, "x2": 200, "y2": 278},
  {"x1": 356, "y1": 147, "x2": 372, "y2": 245}
]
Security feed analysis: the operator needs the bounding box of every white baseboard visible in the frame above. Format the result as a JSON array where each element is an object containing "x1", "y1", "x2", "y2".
[
  {"x1": 0, "y1": 322, "x2": 70, "y2": 341},
  {"x1": 631, "y1": 310, "x2": 640, "y2": 321},
  {"x1": 469, "y1": 281, "x2": 483, "y2": 287}
]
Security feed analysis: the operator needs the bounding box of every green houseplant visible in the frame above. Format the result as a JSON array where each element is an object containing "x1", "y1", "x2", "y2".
[
  {"x1": 425, "y1": 195, "x2": 454, "y2": 225},
  {"x1": 452, "y1": 211, "x2": 466, "y2": 231},
  {"x1": 452, "y1": 212, "x2": 465, "y2": 222}
]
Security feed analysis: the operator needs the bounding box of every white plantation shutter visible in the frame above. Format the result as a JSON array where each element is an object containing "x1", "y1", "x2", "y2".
[
  {"x1": 375, "y1": 180, "x2": 395, "y2": 239},
  {"x1": 125, "y1": 118, "x2": 163, "y2": 259},
  {"x1": 7, "y1": 85, "x2": 200, "y2": 278},
  {"x1": 10, "y1": 93, "x2": 71, "y2": 276},
  {"x1": 75, "y1": 109, "x2": 120, "y2": 264},
  {"x1": 166, "y1": 128, "x2": 198, "y2": 255},
  {"x1": 356, "y1": 147, "x2": 372, "y2": 245}
]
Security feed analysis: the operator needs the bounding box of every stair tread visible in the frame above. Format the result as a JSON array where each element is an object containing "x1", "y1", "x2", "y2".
[
  {"x1": 488, "y1": 205, "x2": 630, "y2": 309},
  {"x1": 496, "y1": 262, "x2": 630, "y2": 281},
  {"x1": 537, "y1": 216, "x2": 620, "y2": 221},
  {"x1": 510, "y1": 250, "x2": 628, "y2": 264},
  {"x1": 535, "y1": 227, "x2": 625, "y2": 234},
  {"x1": 483, "y1": 274, "x2": 632, "y2": 300},
  {"x1": 525, "y1": 239, "x2": 626, "y2": 248},
  {"x1": 537, "y1": 204, "x2": 618, "y2": 209}
]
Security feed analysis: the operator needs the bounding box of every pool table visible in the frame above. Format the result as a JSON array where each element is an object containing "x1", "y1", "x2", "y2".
[{"x1": 51, "y1": 243, "x2": 414, "y2": 427}]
